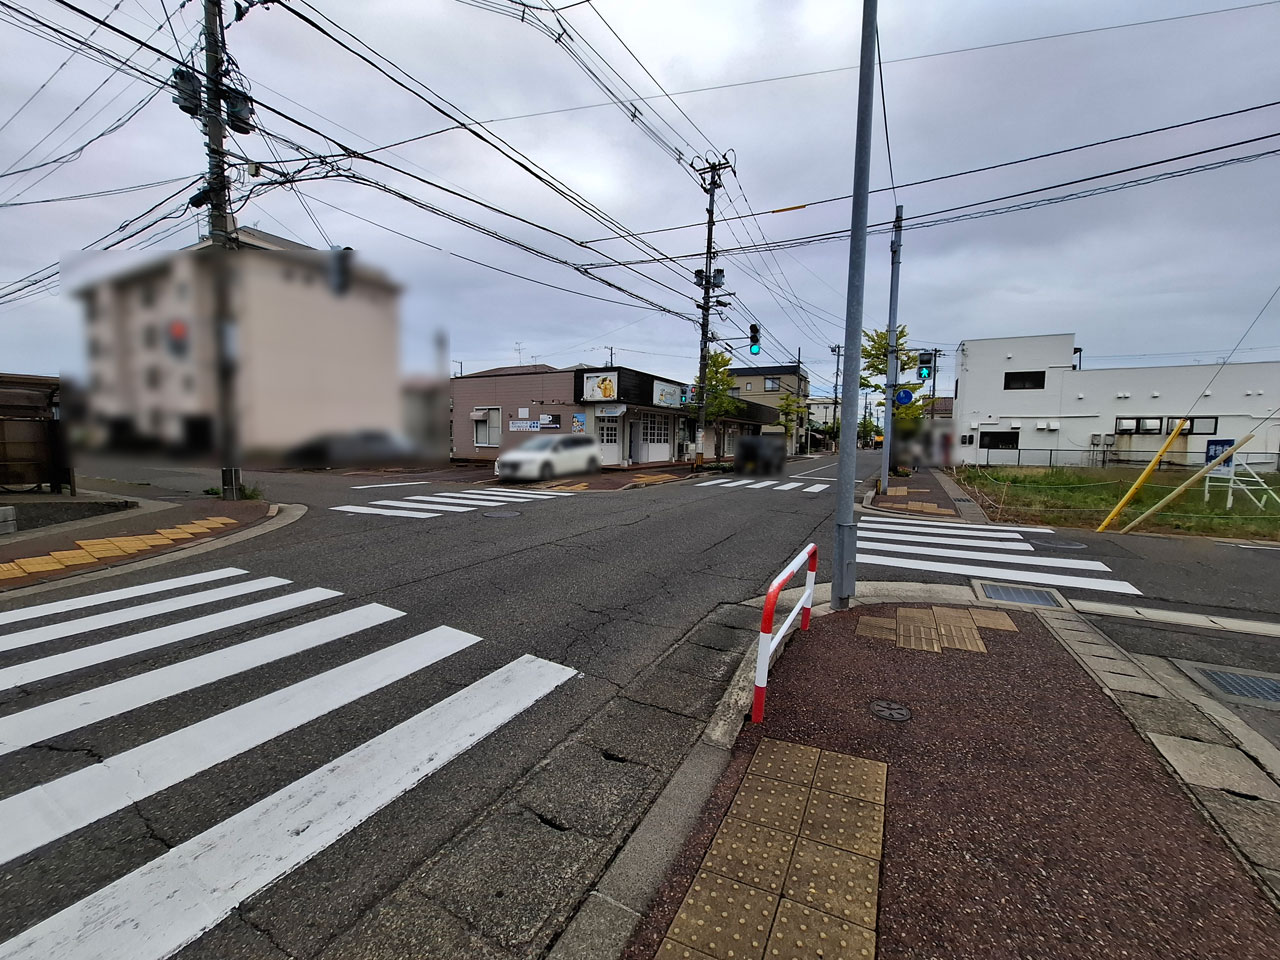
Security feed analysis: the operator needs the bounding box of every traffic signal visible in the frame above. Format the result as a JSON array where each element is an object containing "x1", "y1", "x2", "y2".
[
  {"x1": 749, "y1": 323, "x2": 761, "y2": 355},
  {"x1": 917, "y1": 350, "x2": 934, "y2": 381},
  {"x1": 171, "y1": 68, "x2": 201, "y2": 117},
  {"x1": 680, "y1": 385, "x2": 688, "y2": 404}
]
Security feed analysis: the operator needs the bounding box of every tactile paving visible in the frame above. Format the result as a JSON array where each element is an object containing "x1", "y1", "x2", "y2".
[
  {"x1": 896, "y1": 626, "x2": 941, "y2": 652},
  {"x1": 937, "y1": 622, "x2": 987, "y2": 653},
  {"x1": 668, "y1": 871, "x2": 779, "y2": 960},
  {"x1": 854, "y1": 617, "x2": 897, "y2": 641},
  {"x1": 703, "y1": 816, "x2": 796, "y2": 893},
  {"x1": 799, "y1": 789, "x2": 884, "y2": 860},
  {"x1": 931, "y1": 606, "x2": 976, "y2": 626},
  {"x1": 749, "y1": 738, "x2": 820, "y2": 787},
  {"x1": 895, "y1": 607, "x2": 935, "y2": 625},
  {"x1": 970, "y1": 608, "x2": 1018, "y2": 631},
  {"x1": 783, "y1": 838, "x2": 879, "y2": 930},
  {"x1": 764, "y1": 898, "x2": 877, "y2": 959},
  {"x1": 813, "y1": 753, "x2": 886, "y2": 805},
  {"x1": 729, "y1": 775, "x2": 810, "y2": 835},
  {"x1": 659, "y1": 939, "x2": 717, "y2": 960}
]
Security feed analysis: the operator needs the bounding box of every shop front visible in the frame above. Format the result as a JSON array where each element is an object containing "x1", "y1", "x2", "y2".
[{"x1": 577, "y1": 368, "x2": 687, "y2": 467}]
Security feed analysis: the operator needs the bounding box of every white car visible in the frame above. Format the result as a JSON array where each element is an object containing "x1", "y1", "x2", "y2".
[{"x1": 495, "y1": 434, "x2": 601, "y2": 481}]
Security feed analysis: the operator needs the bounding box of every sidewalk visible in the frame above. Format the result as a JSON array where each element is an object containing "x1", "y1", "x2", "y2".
[
  {"x1": 623, "y1": 600, "x2": 1280, "y2": 959},
  {"x1": 868, "y1": 467, "x2": 960, "y2": 518}
]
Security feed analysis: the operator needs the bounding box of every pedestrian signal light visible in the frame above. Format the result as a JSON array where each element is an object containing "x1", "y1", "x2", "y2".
[{"x1": 917, "y1": 350, "x2": 934, "y2": 380}]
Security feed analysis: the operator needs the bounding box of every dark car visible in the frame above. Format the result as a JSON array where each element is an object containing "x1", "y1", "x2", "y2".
[
  {"x1": 734, "y1": 434, "x2": 786, "y2": 475},
  {"x1": 284, "y1": 430, "x2": 415, "y2": 467}
]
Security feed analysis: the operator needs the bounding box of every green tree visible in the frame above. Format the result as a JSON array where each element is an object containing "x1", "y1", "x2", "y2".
[
  {"x1": 694, "y1": 351, "x2": 744, "y2": 460},
  {"x1": 774, "y1": 392, "x2": 808, "y2": 443},
  {"x1": 858, "y1": 413, "x2": 878, "y2": 444},
  {"x1": 860, "y1": 325, "x2": 925, "y2": 437}
]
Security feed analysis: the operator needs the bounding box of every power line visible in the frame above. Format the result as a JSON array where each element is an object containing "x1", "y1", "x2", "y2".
[
  {"x1": 0, "y1": 173, "x2": 197, "y2": 207},
  {"x1": 875, "y1": 26, "x2": 898, "y2": 207}
]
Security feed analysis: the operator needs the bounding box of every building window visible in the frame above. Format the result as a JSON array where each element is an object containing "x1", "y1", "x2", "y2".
[
  {"x1": 729, "y1": 387, "x2": 740, "y2": 398},
  {"x1": 764, "y1": 377, "x2": 780, "y2": 392},
  {"x1": 597, "y1": 416, "x2": 618, "y2": 445},
  {"x1": 1003, "y1": 370, "x2": 1045, "y2": 390},
  {"x1": 143, "y1": 325, "x2": 158, "y2": 349},
  {"x1": 979, "y1": 430, "x2": 1020, "y2": 449},
  {"x1": 139, "y1": 283, "x2": 156, "y2": 308},
  {"x1": 473, "y1": 407, "x2": 500, "y2": 446},
  {"x1": 1137, "y1": 417, "x2": 1162, "y2": 434},
  {"x1": 641, "y1": 412, "x2": 669, "y2": 443},
  {"x1": 145, "y1": 367, "x2": 162, "y2": 390},
  {"x1": 1191, "y1": 417, "x2": 1218, "y2": 435},
  {"x1": 176, "y1": 281, "x2": 188, "y2": 300},
  {"x1": 744, "y1": 382, "x2": 752, "y2": 391}
]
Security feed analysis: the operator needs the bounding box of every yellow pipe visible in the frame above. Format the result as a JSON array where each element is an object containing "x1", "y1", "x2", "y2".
[
  {"x1": 1096, "y1": 418, "x2": 1188, "y2": 532},
  {"x1": 1119, "y1": 433, "x2": 1254, "y2": 533}
]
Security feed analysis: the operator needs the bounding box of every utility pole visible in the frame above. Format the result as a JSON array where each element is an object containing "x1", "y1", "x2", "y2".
[
  {"x1": 693, "y1": 155, "x2": 730, "y2": 468},
  {"x1": 831, "y1": 0, "x2": 878, "y2": 611},
  {"x1": 929, "y1": 349, "x2": 940, "y2": 419},
  {"x1": 830, "y1": 344, "x2": 842, "y2": 449},
  {"x1": 204, "y1": 0, "x2": 240, "y2": 501},
  {"x1": 606, "y1": 345, "x2": 615, "y2": 366},
  {"x1": 862, "y1": 391, "x2": 871, "y2": 447},
  {"x1": 878, "y1": 205, "x2": 904, "y2": 497}
]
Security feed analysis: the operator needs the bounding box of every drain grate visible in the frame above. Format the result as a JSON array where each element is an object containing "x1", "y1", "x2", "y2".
[
  {"x1": 979, "y1": 582, "x2": 1062, "y2": 607},
  {"x1": 1200, "y1": 670, "x2": 1280, "y2": 703}
]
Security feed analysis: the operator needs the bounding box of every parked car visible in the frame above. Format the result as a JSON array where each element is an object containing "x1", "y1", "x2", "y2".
[
  {"x1": 284, "y1": 430, "x2": 415, "y2": 467},
  {"x1": 496, "y1": 434, "x2": 601, "y2": 481},
  {"x1": 734, "y1": 434, "x2": 786, "y2": 475}
]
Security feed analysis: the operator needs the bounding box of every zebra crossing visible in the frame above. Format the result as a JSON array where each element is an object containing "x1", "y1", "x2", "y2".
[
  {"x1": 330, "y1": 485, "x2": 578, "y2": 520},
  {"x1": 695, "y1": 477, "x2": 831, "y2": 493},
  {"x1": 0, "y1": 566, "x2": 575, "y2": 960},
  {"x1": 854, "y1": 515, "x2": 1142, "y2": 596}
]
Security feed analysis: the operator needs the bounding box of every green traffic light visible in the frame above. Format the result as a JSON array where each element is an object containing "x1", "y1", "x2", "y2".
[{"x1": 750, "y1": 344, "x2": 761, "y2": 355}]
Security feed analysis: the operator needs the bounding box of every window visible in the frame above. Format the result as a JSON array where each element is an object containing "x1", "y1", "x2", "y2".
[
  {"x1": 764, "y1": 377, "x2": 780, "y2": 392},
  {"x1": 139, "y1": 283, "x2": 156, "y2": 308},
  {"x1": 1191, "y1": 417, "x2": 1218, "y2": 435},
  {"x1": 744, "y1": 382, "x2": 752, "y2": 391},
  {"x1": 1003, "y1": 370, "x2": 1046, "y2": 390},
  {"x1": 145, "y1": 367, "x2": 162, "y2": 390},
  {"x1": 1137, "y1": 417, "x2": 1162, "y2": 434},
  {"x1": 597, "y1": 416, "x2": 618, "y2": 445},
  {"x1": 729, "y1": 387, "x2": 740, "y2": 398},
  {"x1": 176, "y1": 281, "x2": 188, "y2": 300},
  {"x1": 472, "y1": 407, "x2": 500, "y2": 446},
  {"x1": 143, "y1": 325, "x2": 158, "y2": 349},
  {"x1": 979, "y1": 431, "x2": 1020, "y2": 449},
  {"x1": 641, "y1": 412, "x2": 669, "y2": 443}
]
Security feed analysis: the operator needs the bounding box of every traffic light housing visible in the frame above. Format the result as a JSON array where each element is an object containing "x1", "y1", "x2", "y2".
[
  {"x1": 917, "y1": 350, "x2": 934, "y2": 381},
  {"x1": 171, "y1": 68, "x2": 201, "y2": 117},
  {"x1": 749, "y1": 323, "x2": 760, "y2": 355}
]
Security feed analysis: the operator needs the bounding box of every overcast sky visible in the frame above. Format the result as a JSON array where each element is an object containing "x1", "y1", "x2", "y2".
[{"x1": 3, "y1": 0, "x2": 1279, "y2": 398}]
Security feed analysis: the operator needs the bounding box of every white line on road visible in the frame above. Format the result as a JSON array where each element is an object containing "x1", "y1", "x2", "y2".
[
  {"x1": 774, "y1": 482, "x2": 802, "y2": 491},
  {"x1": 862, "y1": 516, "x2": 1054, "y2": 534},
  {"x1": 853, "y1": 538, "x2": 1111, "y2": 570},
  {"x1": 414, "y1": 493, "x2": 521, "y2": 506},
  {"x1": 1236, "y1": 544, "x2": 1280, "y2": 551},
  {"x1": 856, "y1": 528, "x2": 1033, "y2": 551},
  {"x1": 0, "y1": 625, "x2": 484, "y2": 866},
  {"x1": 748, "y1": 480, "x2": 778, "y2": 489},
  {"x1": 371, "y1": 499, "x2": 472, "y2": 512},
  {"x1": 0, "y1": 655, "x2": 575, "y2": 960},
  {"x1": 696, "y1": 478, "x2": 732, "y2": 486},
  {"x1": 482, "y1": 487, "x2": 576, "y2": 496},
  {"x1": 398, "y1": 498, "x2": 479, "y2": 512},
  {"x1": 349, "y1": 481, "x2": 435, "y2": 490},
  {"x1": 859, "y1": 522, "x2": 1024, "y2": 539},
  {"x1": 0, "y1": 569, "x2": 248, "y2": 628},
  {"x1": 790, "y1": 476, "x2": 838, "y2": 481},
  {"x1": 855, "y1": 552, "x2": 1141, "y2": 595},
  {"x1": 330, "y1": 506, "x2": 441, "y2": 519},
  {"x1": 802, "y1": 484, "x2": 830, "y2": 493},
  {"x1": 0, "y1": 578, "x2": 291, "y2": 655},
  {"x1": 461, "y1": 490, "x2": 555, "y2": 501},
  {"x1": 0, "y1": 588, "x2": 340, "y2": 691},
  {"x1": 0, "y1": 604, "x2": 403, "y2": 756},
  {"x1": 790, "y1": 463, "x2": 839, "y2": 479},
  {"x1": 721, "y1": 479, "x2": 754, "y2": 488}
]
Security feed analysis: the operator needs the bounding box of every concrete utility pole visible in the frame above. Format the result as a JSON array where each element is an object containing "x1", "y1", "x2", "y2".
[
  {"x1": 205, "y1": 0, "x2": 240, "y2": 501},
  {"x1": 830, "y1": 344, "x2": 842, "y2": 449},
  {"x1": 693, "y1": 156, "x2": 730, "y2": 468},
  {"x1": 831, "y1": 0, "x2": 879, "y2": 610},
  {"x1": 878, "y1": 205, "x2": 903, "y2": 497}
]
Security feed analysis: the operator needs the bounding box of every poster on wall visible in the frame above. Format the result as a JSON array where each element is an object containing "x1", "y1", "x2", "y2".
[
  {"x1": 652, "y1": 381, "x2": 681, "y2": 408},
  {"x1": 582, "y1": 371, "x2": 620, "y2": 401},
  {"x1": 571, "y1": 413, "x2": 586, "y2": 434}
]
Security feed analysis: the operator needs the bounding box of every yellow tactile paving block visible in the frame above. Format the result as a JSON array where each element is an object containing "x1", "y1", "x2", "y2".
[
  {"x1": 50, "y1": 550, "x2": 97, "y2": 565},
  {"x1": 970, "y1": 608, "x2": 1018, "y2": 632},
  {"x1": 885, "y1": 487, "x2": 907, "y2": 496},
  {"x1": 748, "y1": 739, "x2": 820, "y2": 787},
  {"x1": 783, "y1": 838, "x2": 879, "y2": 931},
  {"x1": 729, "y1": 775, "x2": 810, "y2": 835},
  {"x1": 0, "y1": 563, "x2": 25, "y2": 580},
  {"x1": 668, "y1": 871, "x2": 778, "y2": 960},
  {"x1": 205, "y1": 516, "x2": 238, "y2": 524},
  {"x1": 812, "y1": 752, "x2": 887, "y2": 805},
  {"x1": 190, "y1": 519, "x2": 226, "y2": 530},
  {"x1": 854, "y1": 616, "x2": 897, "y2": 641},
  {"x1": 107, "y1": 538, "x2": 150, "y2": 553},
  {"x1": 703, "y1": 817, "x2": 796, "y2": 895},
  {"x1": 155, "y1": 528, "x2": 196, "y2": 540},
  {"x1": 77, "y1": 543, "x2": 127, "y2": 558},
  {"x1": 175, "y1": 524, "x2": 214, "y2": 535},
  {"x1": 938, "y1": 622, "x2": 987, "y2": 653},
  {"x1": 765, "y1": 898, "x2": 876, "y2": 959},
  {"x1": 15, "y1": 556, "x2": 65, "y2": 573},
  {"x1": 800, "y1": 789, "x2": 884, "y2": 860},
  {"x1": 139, "y1": 535, "x2": 176, "y2": 546},
  {"x1": 658, "y1": 940, "x2": 716, "y2": 960},
  {"x1": 931, "y1": 606, "x2": 976, "y2": 626}
]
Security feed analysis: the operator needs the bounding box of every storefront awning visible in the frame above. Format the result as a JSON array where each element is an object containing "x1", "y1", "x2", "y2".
[{"x1": 468, "y1": 409, "x2": 489, "y2": 420}]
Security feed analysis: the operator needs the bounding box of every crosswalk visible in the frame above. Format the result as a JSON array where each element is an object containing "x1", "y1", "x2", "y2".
[
  {"x1": 0, "y1": 567, "x2": 575, "y2": 960},
  {"x1": 330, "y1": 485, "x2": 578, "y2": 520},
  {"x1": 695, "y1": 477, "x2": 831, "y2": 493},
  {"x1": 854, "y1": 515, "x2": 1142, "y2": 596}
]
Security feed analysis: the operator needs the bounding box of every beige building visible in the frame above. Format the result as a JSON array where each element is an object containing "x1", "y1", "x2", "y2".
[
  {"x1": 78, "y1": 228, "x2": 402, "y2": 454},
  {"x1": 727, "y1": 362, "x2": 810, "y2": 454}
]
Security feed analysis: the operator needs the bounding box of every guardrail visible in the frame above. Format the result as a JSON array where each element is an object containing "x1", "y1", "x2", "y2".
[{"x1": 752, "y1": 542, "x2": 818, "y2": 724}]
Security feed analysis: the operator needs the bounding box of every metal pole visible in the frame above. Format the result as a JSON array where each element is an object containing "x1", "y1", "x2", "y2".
[
  {"x1": 694, "y1": 162, "x2": 722, "y2": 468},
  {"x1": 878, "y1": 205, "x2": 903, "y2": 497},
  {"x1": 830, "y1": 344, "x2": 841, "y2": 451},
  {"x1": 830, "y1": 0, "x2": 879, "y2": 610}
]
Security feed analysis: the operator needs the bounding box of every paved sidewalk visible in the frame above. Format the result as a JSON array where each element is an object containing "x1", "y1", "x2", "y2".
[
  {"x1": 868, "y1": 468, "x2": 961, "y2": 519},
  {"x1": 625, "y1": 602, "x2": 1280, "y2": 959}
]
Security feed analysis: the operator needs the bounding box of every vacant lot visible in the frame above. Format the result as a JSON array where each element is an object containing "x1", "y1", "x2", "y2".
[{"x1": 954, "y1": 466, "x2": 1280, "y2": 539}]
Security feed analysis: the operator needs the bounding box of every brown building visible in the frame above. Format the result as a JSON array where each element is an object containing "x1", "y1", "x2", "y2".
[{"x1": 727, "y1": 362, "x2": 811, "y2": 454}]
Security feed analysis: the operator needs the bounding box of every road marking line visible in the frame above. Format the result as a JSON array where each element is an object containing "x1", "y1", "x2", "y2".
[
  {"x1": 0, "y1": 604, "x2": 402, "y2": 756},
  {"x1": 748, "y1": 480, "x2": 778, "y2": 489},
  {"x1": 0, "y1": 569, "x2": 248, "y2": 628},
  {"x1": 789, "y1": 475, "x2": 838, "y2": 481},
  {"x1": 863, "y1": 516, "x2": 1053, "y2": 533},
  {"x1": 370, "y1": 499, "x2": 473, "y2": 513},
  {"x1": 0, "y1": 588, "x2": 341, "y2": 692},
  {"x1": 696, "y1": 478, "x2": 732, "y2": 486},
  {"x1": 349, "y1": 481, "x2": 434, "y2": 489},
  {"x1": 461, "y1": 490, "x2": 553, "y2": 501},
  {"x1": 0, "y1": 655, "x2": 575, "y2": 960},
  {"x1": 0, "y1": 578, "x2": 291, "y2": 655},
  {"x1": 859, "y1": 522, "x2": 1023, "y2": 539},
  {"x1": 483, "y1": 487, "x2": 576, "y2": 496},
  {"x1": 802, "y1": 484, "x2": 830, "y2": 493},
  {"x1": 855, "y1": 552, "x2": 1141, "y2": 595},
  {"x1": 416, "y1": 494, "x2": 521, "y2": 506},
  {"x1": 853, "y1": 538, "x2": 1111, "y2": 570},
  {"x1": 330, "y1": 506, "x2": 441, "y2": 519},
  {"x1": 0, "y1": 625, "x2": 486, "y2": 866},
  {"x1": 1237, "y1": 544, "x2": 1280, "y2": 551},
  {"x1": 856, "y1": 529, "x2": 1033, "y2": 551},
  {"x1": 396, "y1": 498, "x2": 479, "y2": 512},
  {"x1": 790, "y1": 464, "x2": 839, "y2": 479},
  {"x1": 721, "y1": 479, "x2": 754, "y2": 487},
  {"x1": 774, "y1": 482, "x2": 803, "y2": 491}
]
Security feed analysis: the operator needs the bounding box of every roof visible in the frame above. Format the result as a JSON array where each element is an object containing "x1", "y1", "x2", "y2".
[
  {"x1": 461, "y1": 364, "x2": 561, "y2": 377},
  {"x1": 926, "y1": 396, "x2": 954, "y2": 417}
]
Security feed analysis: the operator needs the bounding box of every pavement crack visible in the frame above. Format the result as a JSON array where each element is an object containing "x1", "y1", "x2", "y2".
[
  {"x1": 235, "y1": 907, "x2": 299, "y2": 959},
  {"x1": 30, "y1": 741, "x2": 106, "y2": 763},
  {"x1": 131, "y1": 802, "x2": 177, "y2": 851}
]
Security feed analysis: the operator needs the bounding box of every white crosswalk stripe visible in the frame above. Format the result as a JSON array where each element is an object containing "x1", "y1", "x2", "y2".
[
  {"x1": 855, "y1": 516, "x2": 1140, "y2": 595},
  {"x1": 0, "y1": 568, "x2": 576, "y2": 960},
  {"x1": 695, "y1": 477, "x2": 831, "y2": 493},
  {"x1": 329, "y1": 487, "x2": 576, "y2": 521}
]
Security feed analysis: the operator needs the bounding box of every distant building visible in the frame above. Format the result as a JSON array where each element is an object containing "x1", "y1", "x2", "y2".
[
  {"x1": 727, "y1": 362, "x2": 810, "y2": 454},
  {"x1": 953, "y1": 333, "x2": 1280, "y2": 468},
  {"x1": 77, "y1": 228, "x2": 402, "y2": 455},
  {"x1": 807, "y1": 396, "x2": 838, "y2": 427}
]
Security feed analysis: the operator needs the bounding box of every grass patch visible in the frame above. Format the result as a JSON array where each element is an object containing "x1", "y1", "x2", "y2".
[{"x1": 955, "y1": 465, "x2": 1280, "y2": 540}]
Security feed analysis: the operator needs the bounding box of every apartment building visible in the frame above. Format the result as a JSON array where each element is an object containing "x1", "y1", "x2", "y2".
[{"x1": 727, "y1": 362, "x2": 811, "y2": 454}]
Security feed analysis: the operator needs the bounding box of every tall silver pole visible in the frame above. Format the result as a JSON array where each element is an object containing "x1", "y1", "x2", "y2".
[
  {"x1": 830, "y1": 0, "x2": 879, "y2": 610},
  {"x1": 878, "y1": 205, "x2": 903, "y2": 496}
]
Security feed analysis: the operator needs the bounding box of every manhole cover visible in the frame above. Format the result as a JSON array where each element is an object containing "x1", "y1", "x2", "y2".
[
  {"x1": 483, "y1": 510, "x2": 522, "y2": 518},
  {"x1": 1029, "y1": 538, "x2": 1087, "y2": 550},
  {"x1": 870, "y1": 700, "x2": 911, "y2": 722}
]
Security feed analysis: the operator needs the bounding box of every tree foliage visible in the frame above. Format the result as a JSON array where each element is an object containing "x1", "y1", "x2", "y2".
[
  {"x1": 860, "y1": 325, "x2": 926, "y2": 434},
  {"x1": 774, "y1": 392, "x2": 808, "y2": 440}
]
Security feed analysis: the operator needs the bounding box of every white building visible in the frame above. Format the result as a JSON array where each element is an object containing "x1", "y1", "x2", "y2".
[
  {"x1": 807, "y1": 397, "x2": 838, "y2": 427},
  {"x1": 953, "y1": 334, "x2": 1280, "y2": 469}
]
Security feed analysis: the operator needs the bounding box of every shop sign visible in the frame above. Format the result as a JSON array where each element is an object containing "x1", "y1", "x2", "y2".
[
  {"x1": 652, "y1": 381, "x2": 682, "y2": 408},
  {"x1": 596, "y1": 403, "x2": 627, "y2": 417},
  {"x1": 509, "y1": 420, "x2": 540, "y2": 431},
  {"x1": 583, "y1": 371, "x2": 620, "y2": 401},
  {"x1": 539, "y1": 414, "x2": 562, "y2": 429}
]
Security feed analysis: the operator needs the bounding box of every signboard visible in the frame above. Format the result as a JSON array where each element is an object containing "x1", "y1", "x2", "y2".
[
  {"x1": 508, "y1": 420, "x2": 540, "y2": 432},
  {"x1": 538, "y1": 414, "x2": 561, "y2": 429},
  {"x1": 596, "y1": 403, "x2": 626, "y2": 417},
  {"x1": 582, "y1": 371, "x2": 620, "y2": 402},
  {"x1": 894, "y1": 388, "x2": 914, "y2": 407},
  {"x1": 652, "y1": 381, "x2": 681, "y2": 408},
  {"x1": 1206, "y1": 438, "x2": 1235, "y2": 477},
  {"x1": 571, "y1": 413, "x2": 586, "y2": 434}
]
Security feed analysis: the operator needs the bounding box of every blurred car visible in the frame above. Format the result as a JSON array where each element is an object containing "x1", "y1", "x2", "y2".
[
  {"x1": 496, "y1": 434, "x2": 601, "y2": 481},
  {"x1": 284, "y1": 430, "x2": 415, "y2": 467},
  {"x1": 734, "y1": 434, "x2": 786, "y2": 475}
]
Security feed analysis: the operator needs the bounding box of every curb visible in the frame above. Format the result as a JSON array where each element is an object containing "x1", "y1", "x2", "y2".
[
  {"x1": 0, "y1": 493, "x2": 179, "y2": 547},
  {"x1": 0, "y1": 503, "x2": 307, "y2": 602}
]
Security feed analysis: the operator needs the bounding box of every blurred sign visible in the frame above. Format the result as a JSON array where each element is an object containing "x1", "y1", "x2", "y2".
[
  {"x1": 509, "y1": 420, "x2": 540, "y2": 432},
  {"x1": 539, "y1": 414, "x2": 561, "y2": 429},
  {"x1": 583, "y1": 372, "x2": 619, "y2": 401},
  {"x1": 596, "y1": 403, "x2": 626, "y2": 416},
  {"x1": 652, "y1": 381, "x2": 681, "y2": 408},
  {"x1": 571, "y1": 413, "x2": 586, "y2": 434},
  {"x1": 1206, "y1": 438, "x2": 1235, "y2": 477}
]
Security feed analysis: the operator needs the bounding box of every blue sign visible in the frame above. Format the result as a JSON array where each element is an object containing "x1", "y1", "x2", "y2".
[
  {"x1": 1206, "y1": 438, "x2": 1235, "y2": 478},
  {"x1": 894, "y1": 388, "x2": 914, "y2": 406}
]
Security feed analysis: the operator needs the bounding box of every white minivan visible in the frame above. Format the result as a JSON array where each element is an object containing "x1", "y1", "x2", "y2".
[{"x1": 496, "y1": 434, "x2": 602, "y2": 481}]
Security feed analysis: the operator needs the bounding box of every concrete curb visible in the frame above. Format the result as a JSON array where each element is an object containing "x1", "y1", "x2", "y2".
[
  {"x1": 0, "y1": 493, "x2": 178, "y2": 547},
  {"x1": 0, "y1": 502, "x2": 307, "y2": 601}
]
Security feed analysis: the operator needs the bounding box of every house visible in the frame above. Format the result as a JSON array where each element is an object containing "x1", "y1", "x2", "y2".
[
  {"x1": 953, "y1": 333, "x2": 1280, "y2": 468},
  {"x1": 727, "y1": 362, "x2": 811, "y2": 454},
  {"x1": 76, "y1": 228, "x2": 402, "y2": 455}
]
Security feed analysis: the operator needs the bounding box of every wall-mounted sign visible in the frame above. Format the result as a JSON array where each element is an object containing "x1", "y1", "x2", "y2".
[
  {"x1": 1206, "y1": 438, "x2": 1235, "y2": 477},
  {"x1": 596, "y1": 403, "x2": 626, "y2": 417},
  {"x1": 539, "y1": 414, "x2": 561, "y2": 429},
  {"x1": 652, "y1": 381, "x2": 681, "y2": 408},
  {"x1": 509, "y1": 420, "x2": 540, "y2": 432},
  {"x1": 571, "y1": 413, "x2": 586, "y2": 434},
  {"x1": 583, "y1": 371, "x2": 620, "y2": 402}
]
